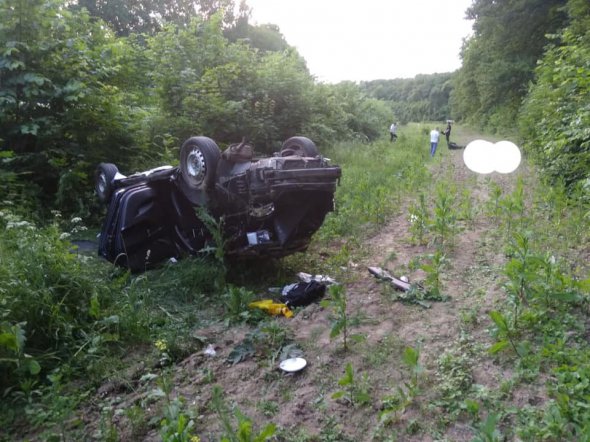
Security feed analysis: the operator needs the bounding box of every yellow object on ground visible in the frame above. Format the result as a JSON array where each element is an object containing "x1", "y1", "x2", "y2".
[{"x1": 248, "y1": 300, "x2": 293, "y2": 318}]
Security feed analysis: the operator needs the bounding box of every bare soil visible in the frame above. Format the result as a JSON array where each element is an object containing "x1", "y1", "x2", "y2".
[{"x1": 49, "y1": 142, "x2": 541, "y2": 441}]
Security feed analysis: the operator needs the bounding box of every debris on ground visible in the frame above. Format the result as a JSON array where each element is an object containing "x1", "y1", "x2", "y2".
[
  {"x1": 267, "y1": 276, "x2": 331, "y2": 309},
  {"x1": 248, "y1": 300, "x2": 293, "y2": 318},
  {"x1": 281, "y1": 280, "x2": 327, "y2": 308},
  {"x1": 204, "y1": 344, "x2": 217, "y2": 357},
  {"x1": 368, "y1": 266, "x2": 412, "y2": 291},
  {"x1": 296, "y1": 272, "x2": 337, "y2": 285},
  {"x1": 368, "y1": 266, "x2": 449, "y2": 309}
]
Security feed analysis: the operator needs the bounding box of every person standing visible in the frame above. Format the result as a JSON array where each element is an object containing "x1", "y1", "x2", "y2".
[
  {"x1": 443, "y1": 121, "x2": 452, "y2": 144},
  {"x1": 430, "y1": 127, "x2": 440, "y2": 157},
  {"x1": 389, "y1": 122, "x2": 398, "y2": 142}
]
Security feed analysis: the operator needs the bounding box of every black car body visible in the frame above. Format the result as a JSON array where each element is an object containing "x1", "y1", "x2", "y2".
[{"x1": 95, "y1": 136, "x2": 342, "y2": 272}]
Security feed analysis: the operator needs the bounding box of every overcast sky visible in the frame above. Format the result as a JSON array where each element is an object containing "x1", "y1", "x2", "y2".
[{"x1": 246, "y1": 0, "x2": 475, "y2": 83}]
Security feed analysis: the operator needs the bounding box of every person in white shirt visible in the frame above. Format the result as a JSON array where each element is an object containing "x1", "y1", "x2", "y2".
[
  {"x1": 430, "y1": 128, "x2": 440, "y2": 157},
  {"x1": 389, "y1": 122, "x2": 398, "y2": 142}
]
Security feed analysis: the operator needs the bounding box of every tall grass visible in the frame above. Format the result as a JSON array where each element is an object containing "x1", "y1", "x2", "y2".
[{"x1": 317, "y1": 128, "x2": 430, "y2": 242}]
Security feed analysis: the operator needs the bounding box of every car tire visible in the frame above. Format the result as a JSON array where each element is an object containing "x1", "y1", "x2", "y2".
[
  {"x1": 280, "y1": 136, "x2": 319, "y2": 157},
  {"x1": 95, "y1": 163, "x2": 119, "y2": 203},
  {"x1": 179, "y1": 136, "x2": 221, "y2": 205}
]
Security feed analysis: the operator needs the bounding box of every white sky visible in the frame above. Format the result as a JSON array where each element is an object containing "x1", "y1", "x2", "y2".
[{"x1": 247, "y1": 0, "x2": 474, "y2": 83}]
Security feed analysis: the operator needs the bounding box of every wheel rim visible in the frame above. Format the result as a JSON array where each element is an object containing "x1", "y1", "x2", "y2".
[
  {"x1": 97, "y1": 172, "x2": 107, "y2": 195},
  {"x1": 187, "y1": 148, "x2": 206, "y2": 184}
]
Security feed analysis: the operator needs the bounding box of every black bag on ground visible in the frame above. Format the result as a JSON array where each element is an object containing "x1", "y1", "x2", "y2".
[{"x1": 282, "y1": 281, "x2": 326, "y2": 308}]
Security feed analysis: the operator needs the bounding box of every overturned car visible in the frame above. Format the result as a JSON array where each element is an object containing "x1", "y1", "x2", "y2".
[{"x1": 95, "y1": 136, "x2": 342, "y2": 272}]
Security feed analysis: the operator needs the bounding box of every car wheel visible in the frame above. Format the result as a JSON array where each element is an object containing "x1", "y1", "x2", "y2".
[
  {"x1": 95, "y1": 163, "x2": 119, "y2": 203},
  {"x1": 179, "y1": 136, "x2": 221, "y2": 205},
  {"x1": 280, "y1": 136, "x2": 319, "y2": 157}
]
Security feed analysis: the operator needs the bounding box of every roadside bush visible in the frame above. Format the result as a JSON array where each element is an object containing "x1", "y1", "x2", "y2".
[
  {"x1": 0, "y1": 210, "x2": 119, "y2": 389},
  {"x1": 519, "y1": 1, "x2": 590, "y2": 192}
]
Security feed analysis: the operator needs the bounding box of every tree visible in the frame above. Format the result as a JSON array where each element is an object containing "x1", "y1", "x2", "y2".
[
  {"x1": 0, "y1": 0, "x2": 145, "y2": 216},
  {"x1": 451, "y1": 0, "x2": 568, "y2": 131},
  {"x1": 518, "y1": 0, "x2": 590, "y2": 191},
  {"x1": 224, "y1": 18, "x2": 291, "y2": 53},
  {"x1": 361, "y1": 73, "x2": 453, "y2": 124},
  {"x1": 74, "y1": 0, "x2": 249, "y2": 36}
]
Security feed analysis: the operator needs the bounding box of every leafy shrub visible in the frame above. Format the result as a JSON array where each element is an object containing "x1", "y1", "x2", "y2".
[
  {"x1": 0, "y1": 210, "x2": 119, "y2": 388},
  {"x1": 519, "y1": 1, "x2": 590, "y2": 192}
]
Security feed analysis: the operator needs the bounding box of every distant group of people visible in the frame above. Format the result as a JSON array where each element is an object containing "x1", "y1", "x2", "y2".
[{"x1": 388, "y1": 120, "x2": 452, "y2": 158}]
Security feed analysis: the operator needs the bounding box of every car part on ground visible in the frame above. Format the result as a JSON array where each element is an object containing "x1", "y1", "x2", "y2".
[{"x1": 96, "y1": 136, "x2": 341, "y2": 272}]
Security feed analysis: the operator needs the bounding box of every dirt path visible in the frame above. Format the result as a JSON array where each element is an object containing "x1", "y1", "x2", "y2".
[
  {"x1": 329, "y1": 148, "x2": 514, "y2": 440},
  {"x1": 185, "y1": 147, "x2": 521, "y2": 441},
  {"x1": 82, "y1": 146, "x2": 527, "y2": 441}
]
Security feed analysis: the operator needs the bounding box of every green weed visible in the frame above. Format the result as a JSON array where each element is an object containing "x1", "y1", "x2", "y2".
[
  {"x1": 408, "y1": 192, "x2": 430, "y2": 245},
  {"x1": 332, "y1": 362, "x2": 371, "y2": 407},
  {"x1": 256, "y1": 400, "x2": 279, "y2": 418},
  {"x1": 211, "y1": 385, "x2": 276, "y2": 442},
  {"x1": 195, "y1": 206, "x2": 227, "y2": 271},
  {"x1": 431, "y1": 183, "x2": 457, "y2": 250},
  {"x1": 488, "y1": 310, "x2": 522, "y2": 357},
  {"x1": 226, "y1": 323, "x2": 297, "y2": 366},
  {"x1": 125, "y1": 405, "x2": 149, "y2": 441},
  {"x1": 458, "y1": 187, "x2": 477, "y2": 225},
  {"x1": 471, "y1": 412, "x2": 502, "y2": 442},
  {"x1": 160, "y1": 396, "x2": 198, "y2": 442},
  {"x1": 223, "y1": 286, "x2": 259, "y2": 325},
  {"x1": 486, "y1": 181, "x2": 503, "y2": 220},
  {"x1": 320, "y1": 285, "x2": 364, "y2": 352},
  {"x1": 402, "y1": 346, "x2": 423, "y2": 391},
  {"x1": 434, "y1": 335, "x2": 476, "y2": 419},
  {"x1": 379, "y1": 346, "x2": 423, "y2": 426},
  {"x1": 499, "y1": 178, "x2": 527, "y2": 235},
  {"x1": 419, "y1": 250, "x2": 448, "y2": 297}
]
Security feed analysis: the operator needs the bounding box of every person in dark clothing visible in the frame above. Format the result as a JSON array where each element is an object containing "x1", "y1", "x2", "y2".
[{"x1": 443, "y1": 122, "x2": 452, "y2": 144}]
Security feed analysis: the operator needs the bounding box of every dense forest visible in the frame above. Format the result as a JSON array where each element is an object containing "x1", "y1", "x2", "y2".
[{"x1": 1, "y1": 0, "x2": 590, "y2": 440}]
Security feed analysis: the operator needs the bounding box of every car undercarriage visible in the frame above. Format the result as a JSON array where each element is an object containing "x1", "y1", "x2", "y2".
[{"x1": 95, "y1": 136, "x2": 342, "y2": 272}]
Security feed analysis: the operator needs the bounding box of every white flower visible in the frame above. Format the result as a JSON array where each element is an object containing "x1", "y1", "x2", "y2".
[
  {"x1": 71, "y1": 217, "x2": 82, "y2": 224},
  {"x1": 59, "y1": 232, "x2": 71, "y2": 240},
  {"x1": 7, "y1": 220, "x2": 32, "y2": 230}
]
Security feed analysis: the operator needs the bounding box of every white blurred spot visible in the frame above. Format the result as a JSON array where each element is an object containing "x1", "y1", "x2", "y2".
[
  {"x1": 494, "y1": 141, "x2": 522, "y2": 174},
  {"x1": 463, "y1": 139, "x2": 522, "y2": 174},
  {"x1": 463, "y1": 140, "x2": 495, "y2": 174},
  {"x1": 204, "y1": 344, "x2": 216, "y2": 356}
]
